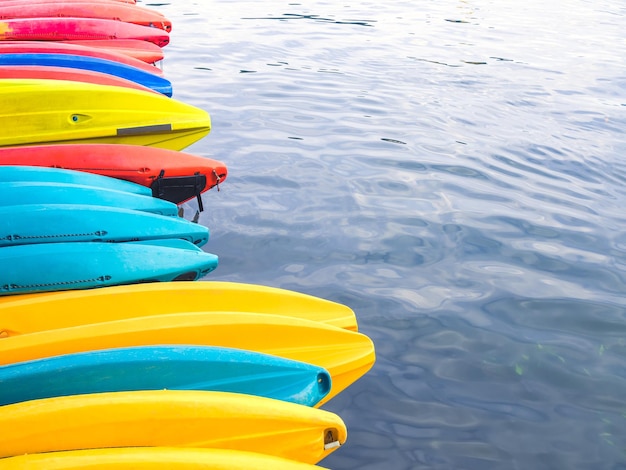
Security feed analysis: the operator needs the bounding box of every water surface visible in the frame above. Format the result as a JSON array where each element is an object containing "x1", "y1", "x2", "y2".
[{"x1": 153, "y1": 1, "x2": 626, "y2": 468}]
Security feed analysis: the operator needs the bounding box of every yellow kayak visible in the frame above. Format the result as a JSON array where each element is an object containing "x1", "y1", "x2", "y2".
[
  {"x1": 0, "y1": 311, "x2": 375, "y2": 406},
  {"x1": 0, "y1": 79, "x2": 211, "y2": 150},
  {"x1": 0, "y1": 281, "x2": 358, "y2": 333},
  {"x1": 0, "y1": 390, "x2": 346, "y2": 464},
  {"x1": 0, "y1": 448, "x2": 329, "y2": 469}
]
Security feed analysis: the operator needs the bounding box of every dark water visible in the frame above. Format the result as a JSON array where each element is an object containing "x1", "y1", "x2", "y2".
[{"x1": 152, "y1": 1, "x2": 626, "y2": 468}]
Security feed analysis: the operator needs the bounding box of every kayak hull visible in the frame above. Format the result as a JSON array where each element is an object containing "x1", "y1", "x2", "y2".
[
  {"x1": 0, "y1": 390, "x2": 346, "y2": 464},
  {"x1": 0, "y1": 204, "x2": 210, "y2": 247},
  {"x1": 60, "y1": 39, "x2": 164, "y2": 64},
  {"x1": 0, "y1": 448, "x2": 327, "y2": 470},
  {"x1": 0, "y1": 165, "x2": 151, "y2": 195},
  {"x1": 0, "y1": 240, "x2": 219, "y2": 295},
  {"x1": 0, "y1": 17, "x2": 169, "y2": 47},
  {"x1": 0, "y1": 345, "x2": 331, "y2": 407},
  {"x1": 0, "y1": 281, "x2": 359, "y2": 332},
  {"x1": 0, "y1": 79, "x2": 211, "y2": 150},
  {"x1": 0, "y1": 2, "x2": 172, "y2": 32},
  {"x1": 0, "y1": 0, "x2": 137, "y2": 5},
  {"x1": 0, "y1": 181, "x2": 179, "y2": 216}
]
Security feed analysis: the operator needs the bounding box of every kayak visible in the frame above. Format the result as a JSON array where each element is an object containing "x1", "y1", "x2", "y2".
[
  {"x1": 0, "y1": 240, "x2": 219, "y2": 295},
  {"x1": 0, "y1": 448, "x2": 328, "y2": 470},
  {"x1": 0, "y1": 281, "x2": 359, "y2": 332},
  {"x1": 0, "y1": 41, "x2": 163, "y2": 76},
  {"x1": 0, "y1": 390, "x2": 347, "y2": 463},
  {"x1": 0, "y1": 345, "x2": 331, "y2": 407},
  {"x1": 60, "y1": 39, "x2": 164, "y2": 64},
  {"x1": 0, "y1": 144, "x2": 228, "y2": 205},
  {"x1": 0, "y1": 17, "x2": 169, "y2": 47},
  {"x1": 0, "y1": 165, "x2": 151, "y2": 195},
  {"x1": 0, "y1": 79, "x2": 211, "y2": 150},
  {"x1": 0, "y1": 53, "x2": 172, "y2": 96},
  {"x1": 0, "y1": 65, "x2": 158, "y2": 93},
  {"x1": 0, "y1": 181, "x2": 179, "y2": 216},
  {"x1": 0, "y1": 1, "x2": 172, "y2": 32},
  {"x1": 0, "y1": 204, "x2": 210, "y2": 247},
  {"x1": 0, "y1": 0, "x2": 137, "y2": 4},
  {"x1": 0, "y1": 311, "x2": 373, "y2": 404}
]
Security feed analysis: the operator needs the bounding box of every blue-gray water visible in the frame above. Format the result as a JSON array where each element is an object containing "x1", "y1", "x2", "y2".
[{"x1": 153, "y1": 1, "x2": 626, "y2": 468}]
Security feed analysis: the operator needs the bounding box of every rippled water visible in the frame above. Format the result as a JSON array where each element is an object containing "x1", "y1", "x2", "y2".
[{"x1": 152, "y1": 0, "x2": 626, "y2": 468}]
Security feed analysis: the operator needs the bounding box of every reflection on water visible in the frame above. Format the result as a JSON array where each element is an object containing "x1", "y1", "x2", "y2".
[
  {"x1": 240, "y1": 13, "x2": 377, "y2": 27},
  {"x1": 156, "y1": 0, "x2": 626, "y2": 468}
]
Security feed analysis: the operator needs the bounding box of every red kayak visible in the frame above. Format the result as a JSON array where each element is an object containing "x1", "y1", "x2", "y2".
[
  {"x1": 0, "y1": 18, "x2": 169, "y2": 48},
  {"x1": 0, "y1": 65, "x2": 158, "y2": 93},
  {"x1": 0, "y1": 144, "x2": 228, "y2": 206},
  {"x1": 0, "y1": 2, "x2": 172, "y2": 32},
  {"x1": 0, "y1": 41, "x2": 162, "y2": 76},
  {"x1": 60, "y1": 39, "x2": 164, "y2": 64}
]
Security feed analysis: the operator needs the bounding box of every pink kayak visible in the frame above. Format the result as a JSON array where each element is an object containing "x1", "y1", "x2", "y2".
[
  {"x1": 59, "y1": 39, "x2": 164, "y2": 64},
  {"x1": 0, "y1": 17, "x2": 169, "y2": 47},
  {"x1": 0, "y1": 0, "x2": 136, "y2": 4},
  {"x1": 0, "y1": 41, "x2": 162, "y2": 76},
  {"x1": 0, "y1": 1, "x2": 171, "y2": 32}
]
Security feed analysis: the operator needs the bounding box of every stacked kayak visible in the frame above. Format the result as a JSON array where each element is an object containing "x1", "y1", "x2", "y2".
[
  {"x1": 0, "y1": 168, "x2": 219, "y2": 294},
  {"x1": 0, "y1": 345, "x2": 332, "y2": 407},
  {"x1": 0, "y1": 17, "x2": 170, "y2": 47},
  {"x1": 0, "y1": 2, "x2": 376, "y2": 469},
  {"x1": 0, "y1": 448, "x2": 328, "y2": 470},
  {"x1": 0, "y1": 1, "x2": 172, "y2": 31},
  {"x1": 0, "y1": 80, "x2": 210, "y2": 149},
  {"x1": 59, "y1": 39, "x2": 165, "y2": 63},
  {"x1": 0, "y1": 281, "x2": 359, "y2": 332},
  {"x1": 0, "y1": 282, "x2": 375, "y2": 466},
  {"x1": 0, "y1": 204, "x2": 210, "y2": 246},
  {"x1": 0, "y1": 390, "x2": 347, "y2": 465}
]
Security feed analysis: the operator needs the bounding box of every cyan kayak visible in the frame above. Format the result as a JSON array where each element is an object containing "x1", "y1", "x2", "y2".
[
  {"x1": 0, "y1": 165, "x2": 151, "y2": 196},
  {"x1": 0, "y1": 181, "x2": 179, "y2": 216},
  {"x1": 0, "y1": 204, "x2": 209, "y2": 247},
  {"x1": 0, "y1": 345, "x2": 331, "y2": 407},
  {"x1": 0, "y1": 239, "x2": 218, "y2": 295}
]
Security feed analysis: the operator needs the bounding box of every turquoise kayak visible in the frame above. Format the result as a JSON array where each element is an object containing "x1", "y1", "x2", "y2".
[
  {"x1": 0, "y1": 345, "x2": 331, "y2": 407},
  {"x1": 0, "y1": 181, "x2": 179, "y2": 216},
  {"x1": 0, "y1": 165, "x2": 151, "y2": 196},
  {"x1": 0, "y1": 239, "x2": 218, "y2": 295},
  {"x1": 0, "y1": 204, "x2": 209, "y2": 247}
]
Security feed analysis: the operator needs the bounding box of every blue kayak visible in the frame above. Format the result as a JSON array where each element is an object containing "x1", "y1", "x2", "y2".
[
  {"x1": 0, "y1": 181, "x2": 179, "y2": 216},
  {"x1": 0, "y1": 204, "x2": 209, "y2": 247},
  {"x1": 0, "y1": 53, "x2": 172, "y2": 96},
  {"x1": 0, "y1": 165, "x2": 151, "y2": 196},
  {"x1": 0, "y1": 345, "x2": 331, "y2": 407},
  {"x1": 0, "y1": 239, "x2": 218, "y2": 295}
]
